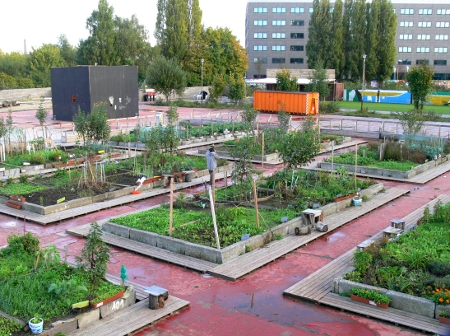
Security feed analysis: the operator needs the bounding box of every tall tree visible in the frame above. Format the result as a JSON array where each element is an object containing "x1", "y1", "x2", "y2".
[
  {"x1": 81, "y1": 0, "x2": 119, "y2": 65},
  {"x1": 155, "y1": 0, "x2": 202, "y2": 63},
  {"x1": 227, "y1": 74, "x2": 246, "y2": 103},
  {"x1": 405, "y1": 63, "x2": 434, "y2": 113},
  {"x1": 329, "y1": 0, "x2": 344, "y2": 81},
  {"x1": 342, "y1": 0, "x2": 355, "y2": 80},
  {"x1": 364, "y1": 1, "x2": 379, "y2": 82},
  {"x1": 306, "y1": 0, "x2": 332, "y2": 69},
  {"x1": 352, "y1": 0, "x2": 367, "y2": 80},
  {"x1": 376, "y1": 0, "x2": 397, "y2": 84},
  {"x1": 58, "y1": 35, "x2": 77, "y2": 67},
  {"x1": 0, "y1": 52, "x2": 30, "y2": 78},
  {"x1": 28, "y1": 44, "x2": 66, "y2": 87}
]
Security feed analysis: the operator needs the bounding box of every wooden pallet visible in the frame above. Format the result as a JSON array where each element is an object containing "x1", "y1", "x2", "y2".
[
  {"x1": 69, "y1": 296, "x2": 189, "y2": 336},
  {"x1": 0, "y1": 172, "x2": 229, "y2": 225},
  {"x1": 67, "y1": 224, "x2": 216, "y2": 273},
  {"x1": 320, "y1": 293, "x2": 448, "y2": 335},
  {"x1": 208, "y1": 187, "x2": 409, "y2": 281}
]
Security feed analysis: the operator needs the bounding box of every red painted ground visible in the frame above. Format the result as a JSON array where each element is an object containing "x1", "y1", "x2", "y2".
[{"x1": 1, "y1": 106, "x2": 446, "y2": 335}]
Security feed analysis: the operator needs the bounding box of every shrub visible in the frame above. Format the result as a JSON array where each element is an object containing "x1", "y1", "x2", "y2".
[
  {"x1": 50, "y1": 152, "x2": 62, "y2": 162},
  {"x1": 320, "y1": 101, "x2": 340, "y2": 114},
  {"x1": 427, "y1": 260, "x2": 450, "y2": 277},
  {"x1": 30, "y1": 154, "x2": 45, "y2": 164}
]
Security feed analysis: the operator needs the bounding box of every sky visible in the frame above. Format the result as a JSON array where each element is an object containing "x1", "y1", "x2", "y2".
[{"x1": 0, "y1": 0, "x2": 247, "y2": 54}]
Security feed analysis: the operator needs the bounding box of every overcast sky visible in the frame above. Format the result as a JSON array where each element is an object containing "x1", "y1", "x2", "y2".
[{"x1": 0, "y1": 0, "x2": 247, "y2": 54}]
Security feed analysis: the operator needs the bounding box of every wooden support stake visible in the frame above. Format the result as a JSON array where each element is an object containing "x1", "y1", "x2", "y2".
[
  {"x1": 169, "y1": 177, "x2": 174, "y2": 236},
  {"x1": 208, "y1": 185, "x2": 221, "y2": 250},
  {"x1": 261, "y1": 132, "x2": 265, "y2": 169},
  {"x1": 212, "y1": 171, "x2": 216, "y2": 204},
  {"x1": 252, "y1": 179, "x2": 260, "y2": 228},
  {"x1": 354, "y1": 144, "x2": 358, "y2": 189}
]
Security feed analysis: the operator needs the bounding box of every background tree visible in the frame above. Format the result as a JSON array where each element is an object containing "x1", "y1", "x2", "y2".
[
  {"x1": 276, "y1": 68, "x2": 298, "y2": 92},
  {"x1": 73, "y1": 103, "x2": 111, "y2": 147},
  {"x1": 364, "y1": 1, "x2": 379, "y2": 82},
  {"x1": 305, "y1": 59, "x2": 330, "y2": 100},
  {"x1": 227, "y1": 74, "x2": 246, "y2": 103},
  {"x1": 394, "y1": 110, "x2": 425, "y2": 135},
  {"x1": 35, "y1": 103, "x2": 49, "y2": 139},
  {"x1": 28, "y1": 44, "x2": 65, "y2": 87},
  {"x1": 0, "y1": 117, "x2": 7, "y2": 158},
  {"x1": 0, "y1": 52, "x2": 30, "y2": 79},
  {"x1": 405, "y1": 63, "x2": 434, "y2": 113},
  {"x1": 329, "y1": 0, "x2": 344, "y2": 81},
  {"x1": 155, "y1": 0, "x2": 202, "y2": 64},
  {"x1": 146, "y1": 56, "x2": 187, "y2": 101},
  {"x1": 306, "y1": 0, "x2": 332, "y2": 69},
  {"x1": 58, "y1": 35, "x2": 77, "y2": 67},
  {"x1": 79, "y1": 0, "x2": 119, "y2": 65},
  {"x1": 209, "y1": 73, "x2": 226, "y2": 102},
  {"x1": 376, "y1": 0, "x2": 397, "y2": 84}
]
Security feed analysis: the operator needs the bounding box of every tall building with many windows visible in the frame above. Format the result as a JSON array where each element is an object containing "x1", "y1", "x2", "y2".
[{"x1": 246, "y1": 0, "x2": 450, "y2": 81}]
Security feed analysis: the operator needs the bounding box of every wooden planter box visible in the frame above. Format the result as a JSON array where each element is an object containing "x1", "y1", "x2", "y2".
[
  {"x1": 90, "y1": 289, "x2": 125, "y2": 309},
  {"x1": 350, "y1": 294, "x2": 389, "y2": 309},
  {"x1": 439, "y1": 316, "x2": 450, "y2": 324},
  {"x1": 334, "y1": 193, "x2": 357, "y2": 203}
]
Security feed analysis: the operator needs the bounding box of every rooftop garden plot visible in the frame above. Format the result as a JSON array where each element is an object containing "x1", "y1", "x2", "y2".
[
  {"x1": 344, "y1": 200, "x2": 450, "y2": 303},
  {"x1": 0, "y1": 224, "x2": 123, "y2": 332}
]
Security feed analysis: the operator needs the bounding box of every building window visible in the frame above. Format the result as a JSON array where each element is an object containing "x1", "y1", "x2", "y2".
[
  {"x1": 272, "y1": 33, "x2": 286, "y2": 39},
  {"x1": 272, "y1": 45, "x2": 286, "y2": 51},
  {"x1": 291, "y1": 33, "x2": 304, "y2": 39},
  {"x1": 272, "y1": 58, "x2": 286, "y2": 64},
  {"x1": 290, "y1": 45, "x2": 304, "y2": 51},
  {"x1": 254, "y1": 20, "x2": 268, "y2": 26},
  {"x1": 309, "y1": 7, "x2": 314, "y2": 13},
  {"x1": 253, "y1": 57, "x2": 267, "y2": 64},
  {"x1": 290, "y1": 58, "x2": 304, "y2": 64},
  {"x1": 437, "y1": 9, "x2": 450, "y2": 15},
  {"x1": 434, "y1": 47, "x2": 448, "y2": 53},
  {"x1": 417, "y1": 47, "x2": 430, "y2": 53},
  {"x1": 434, "y1": 60, "x2": 447, "y2": 65},
  {"x1": 419, "y1": 9, "x2": 432, "y2": 15},
  {"x1": 418, "y1": 22, "x2": 432, "y2": 27},
  {"x1": 253, "y1": 45, "x2": 268, "y2": 51},
  {"x1": 400, "y1": 21, "x2": 414, "y2": 27},
  {"x1": 253, "y1": 7, "x2": 268, "y2": 13},
  {"x1": 398, "y1": 59, "x2": 412, "y2": 65},
  {"x1": 417, "y1": 34, "x2": 430, "y2": 40},
  {"x1": 436, "y1": 22, "x2": 450, "y2": 27},
  {"x1": 272, "y1": 20, "x2": 286, "y2": 26},
  {"x1": 291, "y1": 7, "x2": 305, "y2": 13},
  {"x1": 253, "y1": 33, "x2": 268, "y2": 39},
  {"x1": 400, "y1": 8, "x2": 414, "y2": 15},
  {"x1": 416, "y1": 59, "x2": 429, "y2": 65},
  {"x1": 272, "y1": 7, "x2": 286, "y2": 13},
  {"x1": 435, "y1": 34, "x2": 449, "y2": 40},
  {"x1": 398, "y1": 47, "x2": 412, "y2": 53},
  {"x1": 291, "y1": 20, "x2": 305, "y2": 26},
  {"x1": 400, "y1": 34, "x2": 413, "y2": 40}
]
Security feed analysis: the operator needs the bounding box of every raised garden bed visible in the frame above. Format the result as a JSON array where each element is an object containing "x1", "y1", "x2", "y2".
[{"x1": 103, "y1": 183, "x2": 384, "y2": 263}]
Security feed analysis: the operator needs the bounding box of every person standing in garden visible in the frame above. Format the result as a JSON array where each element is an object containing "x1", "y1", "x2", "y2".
[{"x1": 205, "y1": 146, "x2": 219, "y2": 186}]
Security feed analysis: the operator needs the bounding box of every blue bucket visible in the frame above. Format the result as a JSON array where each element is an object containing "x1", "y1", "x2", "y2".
[{"x1": 29, "y1": 319, "x2": 43, "y2": 334}]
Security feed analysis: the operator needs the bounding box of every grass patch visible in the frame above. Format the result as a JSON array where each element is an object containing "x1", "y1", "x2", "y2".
[
  {"x1": 337, "y1": 101, "x2": 450, "y2": 115},
  {"x1": 110, "y1": 205, "x2": 297, "y2": 248}
]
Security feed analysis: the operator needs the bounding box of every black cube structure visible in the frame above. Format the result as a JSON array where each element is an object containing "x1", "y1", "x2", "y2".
[{"x1": 51, "y1": 66, "x2": 138, "y2": 121}]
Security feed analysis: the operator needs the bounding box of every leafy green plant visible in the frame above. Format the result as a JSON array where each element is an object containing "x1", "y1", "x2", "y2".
[
  {"x1": 0, "y1": 316, "x2": 21, "y2": 336},
  {"x1": 440, "y1": 311, "x2": 448, "y2": 317},
  {"x1": 30, "y1": 314, "x2": 42, "y2": 324},
  {"x1": 350, "y1": 287, "x2": 391, "y2": 304},
  {"x1": 75, "y1": 222, "x2": 110, "y2": 295}
]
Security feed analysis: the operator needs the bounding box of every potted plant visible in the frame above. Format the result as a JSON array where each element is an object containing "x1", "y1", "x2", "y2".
[
  {"x1": 439, "y1": 311, "x2": 450, "y2": 324},
  {"x1": 29, "y1": 314, "x2": 44, "y2": 334},
  {"x1": 350, "y1": 287, "x2": 391, "y2": 308}
]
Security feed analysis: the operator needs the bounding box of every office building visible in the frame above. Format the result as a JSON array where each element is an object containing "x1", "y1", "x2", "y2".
[{"x1": 246, "y1": 0, "x2": 450, "y2": 81}]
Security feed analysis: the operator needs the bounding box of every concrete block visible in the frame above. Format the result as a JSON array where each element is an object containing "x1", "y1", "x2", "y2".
[
  {"x1": 337, "y1": 279, "x2": 387, "y2": 295},
  {"x1": 333, "y1": 277, "x2": 342, "y2": 294},
  {"x1": 387, "y1": 290, "x2": 435, "y2": 318},
  {"x1": 77, "y1": 308, "x2": 100, "y2": 329},
  {"x1": 50, "y1": 318, "x2": 78, "y2": 335},
  {"x1": 103, "y1": 222, "x2": 130, "y2": 239},
  {"x1": 129, "y1": 229, "x2": 157, "y2": 246},
  {"x1": 100, "y1": 288, "x2": 136, "y2": 318}
]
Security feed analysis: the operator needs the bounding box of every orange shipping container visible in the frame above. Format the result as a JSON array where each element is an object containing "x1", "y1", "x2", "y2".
[{"x1": 253, "y1": 91, "x2": 319, "y2": 115}]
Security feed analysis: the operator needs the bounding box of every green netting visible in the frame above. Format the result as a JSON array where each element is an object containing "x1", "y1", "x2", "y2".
[{"x1": 402, "y1": 134, "x2": 445, "y2": 158}]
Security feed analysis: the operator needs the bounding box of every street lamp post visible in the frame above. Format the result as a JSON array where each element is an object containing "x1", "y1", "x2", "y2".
[
  {"x1": 393, "y1": 66, "x2": 396, "y2": 80},
  {"x1": 201, "y1": 59, "x2": 204, "y2": 103},
  {"x1": 360, "y1": 54, "x2": 367, "y2": 112}
]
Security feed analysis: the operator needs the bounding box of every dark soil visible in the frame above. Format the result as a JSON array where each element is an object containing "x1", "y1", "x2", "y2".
[{"x1": 23, "y1": 169, "x2": 141, "y2": 206}]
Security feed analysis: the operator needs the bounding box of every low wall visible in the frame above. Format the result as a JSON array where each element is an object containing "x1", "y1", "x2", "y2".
[
  {"x1": 319, "y1": 154, "x2": 450, "y2": 180},
  {"x1": 334, "y1": 279, "x2": 450, "y2": 320},
  {"x1": 103, "y1": 183, "x2": 385, "y2": 263},
  {"x1": 320, "y1": 128, "x2": 380, "y2": 139},
  {"x1": 0, "y1": 88, "x2": 51, "y2": 101}
]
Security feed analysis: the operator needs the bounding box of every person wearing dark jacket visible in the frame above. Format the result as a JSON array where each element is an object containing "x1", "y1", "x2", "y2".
[{"x1": 205, "y1": 146, "x2": 219, "y2": 185}]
